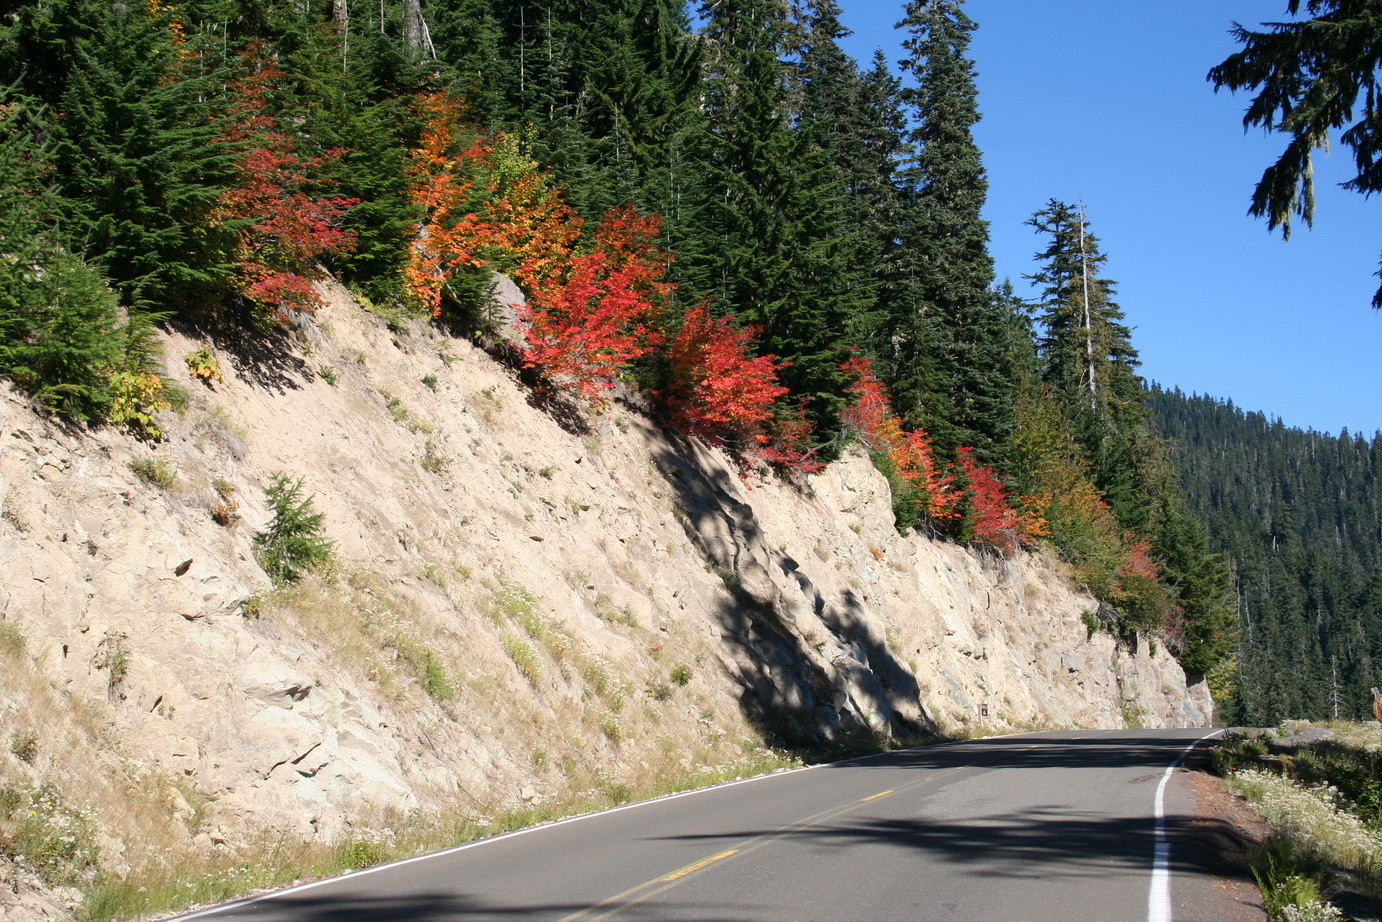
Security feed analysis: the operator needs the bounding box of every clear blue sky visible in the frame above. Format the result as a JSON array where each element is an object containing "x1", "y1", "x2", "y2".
[{"x1": 833, "y1": 1, "x2": 1381, "y2": 437}]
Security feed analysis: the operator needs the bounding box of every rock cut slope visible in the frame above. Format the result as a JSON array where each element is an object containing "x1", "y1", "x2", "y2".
[{"x1": 0, "y1": 283, "x2": 1210, "y2": 919}]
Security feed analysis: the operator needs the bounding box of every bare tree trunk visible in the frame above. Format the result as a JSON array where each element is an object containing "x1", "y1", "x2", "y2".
[
  {"x1": 332, "y1": 0, "x2": 348, "y2": 70},
  {"x1": 1078, "y1": 201, "x2": 1096, "y2": 406},
  {"x1": 402, "y1": 0, "x2": 436, "y2": 61}
]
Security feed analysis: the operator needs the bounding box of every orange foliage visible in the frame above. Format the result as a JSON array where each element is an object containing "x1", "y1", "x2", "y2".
[
  {"x1": 840, "y1": 352, "x2": 958, "y2": 521},
  {"x1": 405, "y1": 92, "x2": 578, "y2": 318}
]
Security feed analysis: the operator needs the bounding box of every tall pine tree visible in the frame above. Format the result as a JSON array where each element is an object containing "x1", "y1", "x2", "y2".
[
  {"x1": 681, "y1": 0, "x2": 867, "y2": 441},
  {"x1": 892, "y1": 0, "x2": 1013, "y2": 462}
]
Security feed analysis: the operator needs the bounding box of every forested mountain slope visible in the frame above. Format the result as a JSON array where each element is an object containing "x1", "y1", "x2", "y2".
[{"x1": 1148, "y1": 386, "x2": 1382, "y2": 723}]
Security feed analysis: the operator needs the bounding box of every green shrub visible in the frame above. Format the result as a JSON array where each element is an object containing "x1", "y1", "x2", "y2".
[
  {"x1": 128, "y1": 456, "x2": 177, "y2": 489},
  {"x1": 253, "y1": 475, "x2": 333, "y2": 584},
  {"x1": 670, "y1": 665, "x2": 693, "y2": 686},
  {"x1": 0, "y1": 783, "x2": 98, "y2": 887},
  {"x1": 1081, "y1": 609, "x2": 1099, "y2": 639}
]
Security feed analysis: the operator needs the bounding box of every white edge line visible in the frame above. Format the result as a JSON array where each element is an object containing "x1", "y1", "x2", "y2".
[
  {"x1": 169, "y1": 729, "x2": 1074, "y2": 920},
  {"x1": 1148, "y1": 729, "x2": 1224, "y2": 922}
]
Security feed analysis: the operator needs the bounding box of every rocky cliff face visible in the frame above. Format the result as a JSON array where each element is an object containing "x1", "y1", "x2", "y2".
[{"x1": 0, "y1": 284, "x2": 1210, "y2": 919}]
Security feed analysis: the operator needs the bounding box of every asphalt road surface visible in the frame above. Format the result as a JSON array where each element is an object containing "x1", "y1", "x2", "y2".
[{"x1": 177, "y1": 728, "x2": 1256, "y2": 922}]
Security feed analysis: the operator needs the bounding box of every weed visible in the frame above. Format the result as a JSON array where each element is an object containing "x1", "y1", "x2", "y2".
[
  {"x1": 421, "y1": 374, "x2": 438, "y2": 390},
  {"x1": 538, "y1": 466, "x2": 555, "y2": 479},
  {"x1": 95, "y1": 636, "x2": 130, "y2": 696},
  {"x1": 1, "y1": 492, "x2": 28, "y2": 532},
  {"x1": 503, "y1": 632, "x2": 542, "y2": 685},
  {"x1": 594, "y1": 596, "x2": 635, "y2": 626},
  {"x1": 419, "y1": 562, "x2": 448, "y2": 587},
  {"x1": 241, "y1": 595, "x2": 265, "y2": 619},
  {"x1": 253, "y1": 475, "x2": 333, "y2": 584},
  {"x1": 709, "y1": 564, "x2": 741, "y2": 595},
  {"x1": 1250, "y1": 844, "x2": 1338, "y2": 922},
  {"x1": 184, "y1": 345, "x2": 222, "y2": 385},
  {"x1": 579, "y1": 657, "x2": 613, "y2": 698},
  {"x1": 813, "y1": 544, "x2": 829, "y2": 561},
  {"x1": 210, "y1": 479, "x2": 240, "y2": 527},
  {"x1": 421, "y1": 437, "x2": 447, "y2": 473},
  {"x1": 128, "y1": 456, "x2": 177, "y2": 489},
  {"x1": 10, "y1": 731, "x2": 38, "y2": 763},
  {"x1": 0, "y1": 782, "x2": 98, "y2": 887},
  {"x1": 1119, "y1": 704, "x2": 1146, "y2": 729},
  {"x1": 671, "y1": 665, "x2": 693, "y2": 686},
  {"x1": 646, "y1": 682, "x2": 673, "y2": 702},
  {"x1": 388, "y1": 639, "x2": 455, "y2": 702},
  {"x1": 336, "y1": 837, "x2": 390, "y2": 871},
  {"x1": 598, "y1": 710, "x2": 624, "y2": 741},
  {"x1": 0, "y1": 620, "x2": 25, "y2": 653},
  {"x1": 318, "y1": 365, "x2": 337, "y2": 386}
]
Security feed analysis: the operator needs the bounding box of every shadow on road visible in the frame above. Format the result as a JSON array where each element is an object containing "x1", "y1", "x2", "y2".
[{"x1": 230, "y1": 891, "x2": 752, "y2": 921}]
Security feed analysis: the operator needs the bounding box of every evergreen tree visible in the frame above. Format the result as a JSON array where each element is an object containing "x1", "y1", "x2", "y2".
[
  {"x1": 2, "y1": 0, "x2": 238, "y2": 308},
  {"x1": 0, "y1": 95, "x2": 162, "y2": 425},
  {"x1": 847, "y1": 51, "x2": 912, "y2": 366},
  {"x1": 1208, "y1": 0, "x2": 1382, "y2": 306},
  {"x1": 892, "y1": 0, "x2": 1012, "y2": 461},
  {"x1": 1149, "y1": 386, "x2": 1382, "y2": 720},
  {"x1": 681, "y1": 0, "x2": 867, "y2": 440},
  {"x1": 1026, "y1": 199, "x2": 1151, "y2": 525}
]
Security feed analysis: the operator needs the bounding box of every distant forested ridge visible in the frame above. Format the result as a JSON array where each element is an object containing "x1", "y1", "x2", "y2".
[
  {"x1": 1148, "y1": 387, "x2": 1382, "y2": 723},
  {"x1": 0, "y1": 0, "x2": 1236, "y2": 677}
]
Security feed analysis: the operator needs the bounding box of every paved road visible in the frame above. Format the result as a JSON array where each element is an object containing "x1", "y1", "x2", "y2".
[{"x1": 178, "y1": 729, "x2": 1254, "y2": 922}]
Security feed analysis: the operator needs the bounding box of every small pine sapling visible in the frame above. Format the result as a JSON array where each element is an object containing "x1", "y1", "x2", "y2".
[{"x1": 253, "y1": 475, "x2": 333, "y2": 583}]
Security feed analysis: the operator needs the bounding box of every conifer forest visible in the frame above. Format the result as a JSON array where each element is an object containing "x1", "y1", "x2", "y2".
[{"x1": 1, "y1": 0, "x2": 1375, "y2": 723}]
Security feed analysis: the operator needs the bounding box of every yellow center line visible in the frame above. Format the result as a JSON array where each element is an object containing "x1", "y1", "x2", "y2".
[
  {"x1": 561, "y1": 766, "x2": 976, "y2": 920},
  {"x1": 660, "y1": 849, "x2": 738, "y2": 882}
]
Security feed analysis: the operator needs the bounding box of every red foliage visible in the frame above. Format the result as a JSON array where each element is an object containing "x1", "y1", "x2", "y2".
[
  {"x1": 1115, "y1": 535, "x2": 1162, "y2": 584},
  {"x1": 661, "y1": 304, "x2": 788, "y2": 447},
  {"x1": 956, "y1": 448, "x2": 1027, "y2": 553},
  {"x1": 214, "y1": 48, "x2": 357, "y2": 323},
  {"x1": 840, "y1": 352, "x2": 958, "y2": 520},
  {"x1": 758, "y1": 398, "x2": 825, "y2": 475},
  {"x1": 518, "y1": 205, "x2": 670, "y2": 403}
]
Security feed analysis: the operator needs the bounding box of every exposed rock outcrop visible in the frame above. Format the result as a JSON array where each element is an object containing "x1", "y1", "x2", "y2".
[{"x1": 0, "y1": 283, "x2": 1210, "y2": 919}]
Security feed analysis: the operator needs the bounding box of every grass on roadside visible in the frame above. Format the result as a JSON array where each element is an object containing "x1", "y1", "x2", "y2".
[
  {"x1": 1216, "y1": 723, "x2": 1382, "y2": 922},
  {"x1": 79, "y1": 749, "x2": 799, "y2": 921}
]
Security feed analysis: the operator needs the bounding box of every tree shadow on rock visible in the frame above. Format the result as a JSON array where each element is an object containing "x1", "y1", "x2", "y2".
[
  {"x1": 648, "y1": 438, "x2": 940, "y2": 761},
  {"x1": 170, "y1": 312, "x2": 311, "y2": 395}
]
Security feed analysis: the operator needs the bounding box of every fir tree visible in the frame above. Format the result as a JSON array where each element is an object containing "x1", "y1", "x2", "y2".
[
  {"x1": 681, "y1": 0, "x2": 867, "y2": 441},
  {"x1": 1208, "y1": 0, "x2": 1382, "y2": 306},
  {"x1": 892, "y1": 0, "x2": 1012, "y2": 460},
  {"x1": 3, "y1": 0, "x2": 238, "y2": 308}
]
